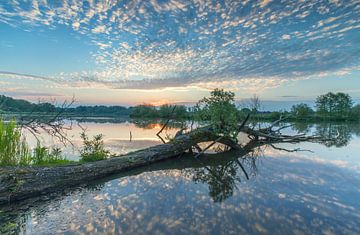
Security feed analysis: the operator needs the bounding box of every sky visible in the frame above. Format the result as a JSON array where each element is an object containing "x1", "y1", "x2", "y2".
[{"x1": 0, "y1": 0, "x2": 359, "y2": 109}]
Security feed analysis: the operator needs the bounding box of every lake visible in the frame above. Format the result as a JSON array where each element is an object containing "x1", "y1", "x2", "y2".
[{"x1": 1, "y1": 119, "x2": 360, "y2": 234}]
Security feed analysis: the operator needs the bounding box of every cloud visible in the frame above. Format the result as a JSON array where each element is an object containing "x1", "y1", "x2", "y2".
[
  {"x1": 3, "y1": 91, "x2": 64, "y2": 97},
  {"x1": 260, "y1": 0, "x2": 272, "y2": 8},
  {"x1": 0, "y1": 71, "x2": 58, "y2": 83},
  {"x1": 0, "y1": 0, "x2": 359, "y2": 91},
  {"x1": 281, "y1": 34, "x2": 291, "y2": 40}
]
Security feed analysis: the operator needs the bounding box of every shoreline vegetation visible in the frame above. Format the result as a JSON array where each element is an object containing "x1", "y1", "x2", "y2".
[{"x1": 1, "y1": 92, "x2": 359, "y2": 122}]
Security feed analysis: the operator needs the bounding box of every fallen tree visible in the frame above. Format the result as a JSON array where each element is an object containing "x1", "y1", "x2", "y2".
[
  {"x1": 0, "y1": 114, "x2": 327, "y2": 205},
  {"x1": 0, "y1": 89, "x2": 328, "y2": 205}
]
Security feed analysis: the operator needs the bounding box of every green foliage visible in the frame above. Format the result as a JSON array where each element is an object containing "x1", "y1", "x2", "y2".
[
  {"x1": 158, "y1": 104, "x2": 188, "y2": 119},
  {"x1": 64, "y1": 105, "x2": 130, "y2": 117},
  {"x1": 0, "y1": 94, "x2": 131, "y2": 117},
  {"x1": 195, "y1": 89, "x2": 238, "y2": 139},
  {"x1": 1, "y1": 222, "x2": 18, "y2": 234},
  {"x1": 130, "y1": 104, "x2": 188, "y2": 119},
  {"x1": 0, "y1": 119, "x2": 31, "y2": 166},
  {"x1": 80, "y1": 131, "x2": 110, "y2": 162},
  {"x1": 129, "y1": 104, "x2": 158, "y2": 118},
  {"x1": 269, "y1": 111, "x2": 282, "y2": 120},
  {"x1": 32, "y1": 144, "x2": 71, "y2": 166},
  {"x1": 291, "y1": 103, "x2": 313, "y2": 118},
  {"x1": 0, "y1": 119, "x2": 71, "y2": 166},
  {"x1": 316, "y1": 92, "x2": 353, "y2": 117},
  {"x1": 351, "y1": 104, "x2": 360, "y2": 118},
  {"x1": 0, "y1": 95, "x2": 56, "y2": 112}
]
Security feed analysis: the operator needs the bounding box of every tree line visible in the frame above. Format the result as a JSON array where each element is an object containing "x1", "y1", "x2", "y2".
[
  {"x1": 0, "y1": 95, "x2": 131, "y2": 116},
  {"x1": 1, "y1": 92, "x2": 359, "y2": 121},
  {"x1": 289, "y1": 92, "x2": 359, "y2": 121}
]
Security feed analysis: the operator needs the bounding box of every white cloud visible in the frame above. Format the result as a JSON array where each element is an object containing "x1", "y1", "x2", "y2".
[
  {"x1": 281, "y1": 34, "x2": 291, "y2": 40},
  {"x1": 260, "y1": 0, "x2": 272, "y2": 8},
  {"x1": 72, "y1": 21, "x2": 80, "y2": 30},
  {"x1": 91, "y1": 25, "x2": 106, "y2": 34},
  {"x1": 0, "y1": 0, "x2": 358, "y2": 91}
]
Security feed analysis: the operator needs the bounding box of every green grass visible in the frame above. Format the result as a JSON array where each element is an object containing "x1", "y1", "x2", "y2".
[{"x1": 0, "y1": 119, "x2": 73, "y2": 167}]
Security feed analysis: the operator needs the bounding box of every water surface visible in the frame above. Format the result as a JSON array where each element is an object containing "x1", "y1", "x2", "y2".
[{"x1": 1, "y1": 120, "x2": 360, "y2": 234}]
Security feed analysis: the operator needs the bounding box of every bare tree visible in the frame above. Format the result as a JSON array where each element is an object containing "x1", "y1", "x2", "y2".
[
  {"x1": 18, "y1": 97, "x2": 76, "y2": 145},
  {"x1": 248, "y1": 94, "x2": 261, "y2": 113}
]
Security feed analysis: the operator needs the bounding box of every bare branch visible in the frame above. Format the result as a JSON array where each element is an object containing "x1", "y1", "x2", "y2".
[
  {"x1": 269, "y1": 144, "x2": 314, "y2": 153},
  {"x1": 156, "y1": 105, "x2": 177, "y2": 143},
  {"x1": 194, "y1": 136, "x2": 224, "y2": 158}
]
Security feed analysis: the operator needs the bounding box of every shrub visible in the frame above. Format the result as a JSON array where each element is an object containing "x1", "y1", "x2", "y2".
[
  {"x1": 291, "y1": 103, "x2": 313, "y2": 118},
  {"x1": 195, "y1": 89, "x2": 238, "y2": 139},
  {"x1": 80, "y1": 131, "x2": 110, "y2": 162},
  {"x1": 32, "y1": 143, "x2": 70, "y2": 166}
]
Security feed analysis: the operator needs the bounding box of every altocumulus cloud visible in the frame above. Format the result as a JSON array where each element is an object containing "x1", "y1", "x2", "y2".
[{"x1": 0, "y1": 0, "x2": 359, "y2": 90}]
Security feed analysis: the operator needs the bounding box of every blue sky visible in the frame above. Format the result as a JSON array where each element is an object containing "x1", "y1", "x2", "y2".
[{"x1": 0, "y1": 0, "x2": 359, "y2": 108}]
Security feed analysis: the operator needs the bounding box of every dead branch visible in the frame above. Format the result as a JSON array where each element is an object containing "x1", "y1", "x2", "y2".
[
  {"x1": 194, "y1": 136, "x2": 224, "y2": 158},
  {"x1": 269, "y1": 144, "x2": 314, "y2": 153},
  {"x1": 19, "y1": 97, "x2": 76, "y2": 146},
  {"x1": 236, "y1": 159, "x2": 249, "y2": 180},
  {"x1": 156, "y1": 105, "x2": 177, "y2": 143}
]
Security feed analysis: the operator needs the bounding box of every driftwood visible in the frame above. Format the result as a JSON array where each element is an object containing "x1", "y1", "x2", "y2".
[{"x1": 0, "y1": 116, "x2": 325, "y2": 205}]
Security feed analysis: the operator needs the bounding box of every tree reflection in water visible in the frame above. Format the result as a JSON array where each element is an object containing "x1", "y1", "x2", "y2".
[
  {"x1": 292, "y1": 121, "x2": 360, "y2": 147},
  {"x1": 183, "y1": 121, "x2": 360, "y2": 203},
  {"x1": 1, "y1": 121, "x2": 360, "y2": 233},
  {"x1": 188, "y1": 141, "x2": 264, "y2": 202}
]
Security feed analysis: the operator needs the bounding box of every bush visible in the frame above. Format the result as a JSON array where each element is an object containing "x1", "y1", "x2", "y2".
[
  {"x1": 195, "y1": 89, "x2": 238, "y2": 139},
  {"x1": 80, "y1": 131, "x2": 110, "y2": 162},
  {"x1": 32, "y1": 143, "x2": 70, "y2": 166},
  {"x1": 291, "y1": 103, "x2": 313, "y2": 118},
  {"x1": 270, "y1": 111, "x2": 282, "y2": 120}
]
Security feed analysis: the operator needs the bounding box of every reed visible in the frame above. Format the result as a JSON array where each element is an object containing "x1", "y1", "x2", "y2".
[{"x1": 0, "y1": 119, "x2": 72, "y2": 166}]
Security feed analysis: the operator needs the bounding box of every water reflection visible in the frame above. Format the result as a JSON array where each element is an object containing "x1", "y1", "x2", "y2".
[
  {"x1": 1, "y1": 120, "x2": 360, "y2": 234},
  {"x1": 0, "y1": 140, "x2": 262, "y2": 233},
  {"x1": 132, "y1": 119, "x2": 186, "y2": 130},
  {"x1": 1, "y1": 144, "x2": 360, "y2": 234},
  {"x1": 291, "y1": 122, "x2": 360, "y2": 147}
]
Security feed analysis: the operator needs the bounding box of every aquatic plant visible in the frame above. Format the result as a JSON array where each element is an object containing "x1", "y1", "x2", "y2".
[
  {"x1": 32, "y1": 143, "x2": 71, "y2": 166},
  {"x1": 0, "y1": 119, "x2": 71, "y2": 166},
  {"x1": 0, "y1": 119, "x2": 31, "y2": 166},
  {"x1": 80, "y1": 131, "x2": 110, "y2": 162}
]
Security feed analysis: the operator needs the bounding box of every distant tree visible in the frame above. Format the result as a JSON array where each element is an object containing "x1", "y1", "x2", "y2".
[
  {"x1": 195, "y1": 89, "x2": 238, "y2": 139},
  {"x1": 129, "y1": 104, "x2": 157, "y2": 118},
  {"x1": 0, "y1": 95, "x2": 36, "y2": 112},
  {"x1": 248, "y1": 94, "x2": 261, "y2": 113},
  {"x1": 159, "y1": 104, "x2": 188, "y2": 119},
  {"x1": 269, "y1": 111, "x2": 282, "y2": 120},
  {"x1": 240, "y1": 108, "x2": 251, "y2": 114},
  {"x1": 351, "y1": 104, "x2": 360, "y2": 119},
  {"x1": 173, "y1": 105, "x2": 188, "y2": 118},
  {"x1": 291, "y1": 103, "x2": 313, "y2": 118},
  {"x1": 316, "y1": 92, "x2": 353, "y2": 117},
  {"x1": 35, "y1": 102, "x2": 56, "y2": 112}
]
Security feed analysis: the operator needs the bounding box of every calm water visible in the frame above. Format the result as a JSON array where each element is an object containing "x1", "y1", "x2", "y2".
[{"x1": 1, "y1": 120, "x2": 360, "y2": 234}]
